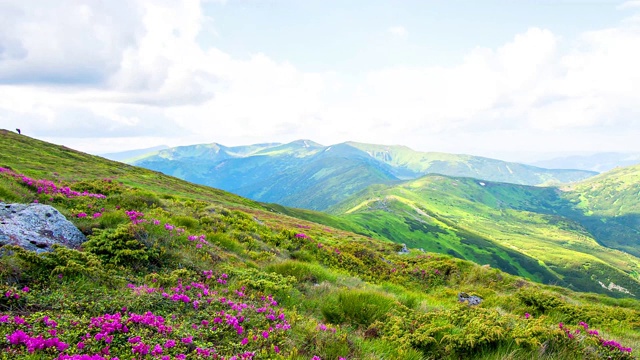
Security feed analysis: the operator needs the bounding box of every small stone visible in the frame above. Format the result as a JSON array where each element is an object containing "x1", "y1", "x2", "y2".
[
  {"x1": 398, "y1": 243, "x2": 410, "y2": 254},
  {"x1": 458, "y1": 292, "x2": 483, "y2": 306}
]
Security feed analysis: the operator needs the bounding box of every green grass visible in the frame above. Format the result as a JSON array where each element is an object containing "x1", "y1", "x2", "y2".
[{"x1": 320, "y1": 288, "x2": 398, "y2": 327}]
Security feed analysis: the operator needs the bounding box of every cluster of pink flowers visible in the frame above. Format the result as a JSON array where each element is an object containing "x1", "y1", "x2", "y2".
[
  {"x1": 559, "y1": 321, "x2": 632, "y2": 354},
  {"x1": 2, "y1": 315, "x2": 69, "y2": 355},
  {"x1": 76, "y1": 212, "x2": 103, "y2": 219},
  {"x1": 0, "y1": 267, "x2": 296, "y2": 359},
  {"x1": 125, "y1": 210, "x2": 145, "y2": 225},
  {"x1": 123, "y1": 209, "x2": 210, "y2": 251},
  {"x1": 123, "y1": 274, "x2": 290, "y2": 358},
  {"x1": 601, "y1": 339, "x2": 633, "y2": 354},
  {"x1": 6, "y1": 329, "x2": 69, "y2": 353},
  {"x1": 57, "y1": 354, "x2": 109, "y2": 360},
  {"x1": 4, "y1": 290, "x2": 21, "y2": 300},
  {"x1": 187, "y1": 234, "x2": 208, "y2": 248},
  {"x1": 0, "y1": 167, "x2": 106, "y2": 199},
  {"x1": 316, "y1": 323, "x2": 337, "y2": 333}
]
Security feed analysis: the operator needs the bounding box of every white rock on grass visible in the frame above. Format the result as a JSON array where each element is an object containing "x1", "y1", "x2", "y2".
[{"x1": 0, "y1": 202, "x2": 86, "y2": 253}]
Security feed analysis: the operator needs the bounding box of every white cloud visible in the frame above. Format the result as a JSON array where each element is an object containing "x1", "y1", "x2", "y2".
[
  {"x1": 1, "y1": 1, "x2": 640, "y2": 159},
  {"x1": 0, "y1": 1, "x2": 145, "y2": 85},
  {"x1": 618, "y1": 0, "x2": 640, "y2": 9},
  {"x1": 387, "y1": 26, "x2": 408, "y2": 38}
]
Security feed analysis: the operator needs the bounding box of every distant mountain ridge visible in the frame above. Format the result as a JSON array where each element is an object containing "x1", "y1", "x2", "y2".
[
  {"x1": 531, "y1": 152, "x2": 640, "y2": 172},
  {"x1": 100, "y1": 145, "x2": 169, "y2": 162},
  {"x1": 129, "y1": 140, "x2": 597, "y2": 210}
]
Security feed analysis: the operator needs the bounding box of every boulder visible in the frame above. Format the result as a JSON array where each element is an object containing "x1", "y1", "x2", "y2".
[
  {"x1": 0, "y1": 202, "x2": 86, "y2": 253},
  {"x1": 458, "y1": 292, "x2": 483, "y2": 306}
]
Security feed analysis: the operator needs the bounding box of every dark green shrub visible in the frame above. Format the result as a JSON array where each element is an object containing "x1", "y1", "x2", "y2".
[
  {"x1": 173, "y1": 215, "x2": 199, "y2": 229},
  {"x1": 0, "y1": 245, "x2": 113, "y2": 285},
  {"x1": 84, "y1": 224, "x2": 149, "y2": 267},
  {"x1": 516, "y1": 288, "x2": 564, "y2": 313},
  {"x1": 231, "y1": 267, "x2": 297, "y2": 295}
]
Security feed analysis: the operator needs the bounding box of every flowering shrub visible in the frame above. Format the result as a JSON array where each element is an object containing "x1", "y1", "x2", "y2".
[
  {"x1": 0, "y1": 270, "x2": 293, "y2": 359},
  {"x1": 559, "y1": 322, "x2": 634, "y2": 359}
]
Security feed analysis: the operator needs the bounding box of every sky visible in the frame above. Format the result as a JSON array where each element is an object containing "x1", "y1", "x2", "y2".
[{"x1": 1, "y1": 0, "x2": 639, "y2": 162}]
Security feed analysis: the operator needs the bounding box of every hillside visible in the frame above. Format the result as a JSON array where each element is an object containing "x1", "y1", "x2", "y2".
[
  {"x1": 561, "y1": 165, "x2": 640, "y2": 257},
  {"x1": 130, "y1": 140, "x2": 597, "y2": 210},
  {"x1": 1, "y1": 129, "x2": 639, "y2": 359},
  {"x1": 320, "y1": 172, "x2": 640, "y2": 298}
]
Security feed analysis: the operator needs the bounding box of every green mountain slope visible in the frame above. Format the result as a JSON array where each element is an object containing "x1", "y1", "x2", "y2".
[
  {"x1": 324, "y1": 174, "x2": 640, "y2": 297},
  {"x1": 133, "y1": 141, "x2": 401, "y2": 210},
  {"x1": 131, "y1": 140, "x2": 597, "y2": 210},
  {"x1": 560, "y1": 165, "x2": 640, "y2": 257},
  {"x1": 1, "y1": 130, "x2": 640, "y2": 359}
]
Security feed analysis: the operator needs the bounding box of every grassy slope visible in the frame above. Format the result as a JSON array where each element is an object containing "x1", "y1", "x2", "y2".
[
  {"x1": 321, "y1": 174, "x2": 640, "y2": 297},
  {"x1": 560, "y1": 165, "x2": 640, "y2": 257},
  {"x1": 0, "y1": 130, "x2": 260, "y2": 209},
  {"x1": 1, "y1": 130, "x2": 639, "y2": 359}
]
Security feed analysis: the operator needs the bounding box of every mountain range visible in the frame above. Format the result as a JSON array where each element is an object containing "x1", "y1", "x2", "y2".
[
  {"x1": 109, "y1": 137, "x2": 640, "y2": 296},
  {"x1": 2, "y1": 129, "x2": 640, "y2": 359},
  {"x1": 126, "y1": 140, "x2": 597, "y2": 211}
]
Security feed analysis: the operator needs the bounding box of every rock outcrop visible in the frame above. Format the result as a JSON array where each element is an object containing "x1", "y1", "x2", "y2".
[{"x1": 0, "y1": 202, "x2": 86, "y2": 253}]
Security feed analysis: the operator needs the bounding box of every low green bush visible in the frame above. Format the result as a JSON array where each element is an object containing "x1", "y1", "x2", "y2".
[{"x1": 84, "y1": 224, "x2": 149, "y2": 267}]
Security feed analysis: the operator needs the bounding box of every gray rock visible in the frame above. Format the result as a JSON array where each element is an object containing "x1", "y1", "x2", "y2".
[
  {"x1": 398, "y1": 243, "x2": 410, "y2": 254},
  {"x1": 458, "y1": 292, "x2": 483, "y2": 306},
  {"x1": 0, "y1": 202, "x2": 86, "y2": 253}
]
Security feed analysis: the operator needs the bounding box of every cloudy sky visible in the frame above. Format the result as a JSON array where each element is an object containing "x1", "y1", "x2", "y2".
[{"x1": 1, "y1": 0, "x2": 639, "y2": 162}]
